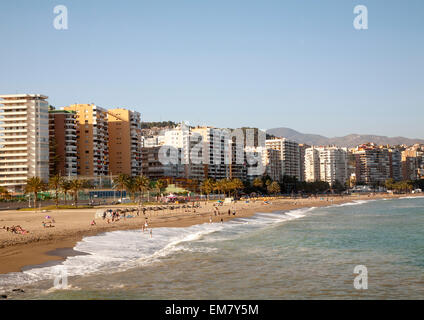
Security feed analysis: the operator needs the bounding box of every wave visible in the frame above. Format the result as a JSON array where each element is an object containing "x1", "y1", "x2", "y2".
[{"x1": 0, "y1": 206, "x2": 316, "y2": 291}]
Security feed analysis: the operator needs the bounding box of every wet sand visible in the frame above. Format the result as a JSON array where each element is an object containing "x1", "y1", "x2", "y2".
[{"x1": 0, "y1": 194, "x2": 415, "y2": 274}]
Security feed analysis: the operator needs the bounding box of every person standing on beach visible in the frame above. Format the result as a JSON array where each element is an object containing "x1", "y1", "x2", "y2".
[
  {"x1": 228, "y1": 209, "x2": 231, "y2": 216},
  {"x1": 150, "y1": 229, "x2": 152, "y2": 238}
]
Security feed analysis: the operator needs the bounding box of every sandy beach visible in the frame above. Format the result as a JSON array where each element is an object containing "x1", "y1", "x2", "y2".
[{"x1": 0, "y1": 193, "x2": 415, "y2": 274}]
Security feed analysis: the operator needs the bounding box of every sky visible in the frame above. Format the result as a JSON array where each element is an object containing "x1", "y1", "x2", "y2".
[{"x1": 1, "y1": 0, "x2": 423, "y2": 138}]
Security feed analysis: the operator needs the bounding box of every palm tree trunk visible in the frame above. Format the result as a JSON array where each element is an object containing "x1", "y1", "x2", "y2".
[{"x1": 34, "y1": 192, "x2": 37, "y2": 209}]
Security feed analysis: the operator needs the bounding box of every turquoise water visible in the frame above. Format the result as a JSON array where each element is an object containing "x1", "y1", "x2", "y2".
[{"x1": 1, "y1": 197, "x2": 423, "y2": 299}]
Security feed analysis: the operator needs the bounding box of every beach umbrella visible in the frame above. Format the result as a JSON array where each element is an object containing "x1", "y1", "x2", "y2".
[{"x1": 45, "y1": 215, "x2": 51, "y2": 219}]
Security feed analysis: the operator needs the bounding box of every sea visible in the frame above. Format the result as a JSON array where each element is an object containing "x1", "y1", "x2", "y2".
[{"x1": 0, "y1": 196, "x2": 423, "y2": 299}]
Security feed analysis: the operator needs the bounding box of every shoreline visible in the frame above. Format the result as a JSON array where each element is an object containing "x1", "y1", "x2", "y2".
[{"x1": 0, "y1": 193, "x2": 420, "y2": 275}]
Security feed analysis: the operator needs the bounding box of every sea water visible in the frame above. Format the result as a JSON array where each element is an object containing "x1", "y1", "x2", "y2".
[{"x1": 1, "y1": 197, "x2": 423, "y2": 299}]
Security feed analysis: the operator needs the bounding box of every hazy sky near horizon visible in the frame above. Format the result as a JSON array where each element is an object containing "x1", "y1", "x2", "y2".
[{"x1": 1, "y1": 0, "x2": 423, "y2": 138}]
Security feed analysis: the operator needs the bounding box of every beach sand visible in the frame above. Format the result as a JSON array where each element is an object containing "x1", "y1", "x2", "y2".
[{"x1": 0, "y1": 193, "x2": 413, "y2": 274}]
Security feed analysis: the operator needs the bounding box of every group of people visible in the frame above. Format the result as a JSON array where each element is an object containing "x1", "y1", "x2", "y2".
[{"x1": 2, "y1": 225, "x2": 29, "y2": 235}]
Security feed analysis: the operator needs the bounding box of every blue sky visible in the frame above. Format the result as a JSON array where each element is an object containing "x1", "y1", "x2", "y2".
[{"x1": 1, "y1": 0, "x2": 423, "y2": 138}]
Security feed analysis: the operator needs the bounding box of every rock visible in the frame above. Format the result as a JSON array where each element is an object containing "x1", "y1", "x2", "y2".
[
  {"x1": 1, "y1": 295, "x2": 7, "y2": 299},
  {"x1": 12, "y1": 288, "x2": 25, "y2": 293}
]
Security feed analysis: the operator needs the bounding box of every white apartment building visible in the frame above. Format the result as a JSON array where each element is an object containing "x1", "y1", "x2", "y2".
[
  {"x1": 304, "y1": 147, "x2": 321, "y2": 182},
  {"x1": 0, "y1": 94, "x2": 50, "y2": 192},
  {"x1": 265, "y1": 138, "x2": 301, "y2": 181},
  {"x1": 304, "y1": 146, "x2": 348, "y2": 186}
]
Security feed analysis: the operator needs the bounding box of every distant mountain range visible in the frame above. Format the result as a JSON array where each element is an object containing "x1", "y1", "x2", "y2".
[{"x1": 266, "y1": 127, "x2": 424, "y2": 148}]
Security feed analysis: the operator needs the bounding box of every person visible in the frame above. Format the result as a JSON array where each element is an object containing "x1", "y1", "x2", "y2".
[
  {"x1": 209, "y1": 216, "x2": 212, "y2": 224},
  {"x1": 220, "y1": 218, "x2": 223, "y2": 224},
  {"x1": 228, "y1": 209, "x2": 231, "y2": 216},
  {"x1": 232, "y1": 209, "x2": 236, "y2": 216},
  {"x1": 90, "y1": 220, "x2": 96, "y2": 226},
  {"x1": 150, "y1": 229, "x2": 152, "y2": 238}
]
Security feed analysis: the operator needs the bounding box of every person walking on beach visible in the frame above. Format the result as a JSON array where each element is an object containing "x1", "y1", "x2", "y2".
[
  {"x1": 209, "y1": 216, "x2": 212, "y2": 224},
  {"x1": 232, "y1": 209, "x2": 236, "y2": 216},
  {"x1": 228, "y1": 209, "x2": 231, "y2": 216},
  {"x1": 221, "y1": 218, "x2": 223, "y2": 224},
  {"x1": 150, "y1": 229, "x2": 153, "y2": 238}
]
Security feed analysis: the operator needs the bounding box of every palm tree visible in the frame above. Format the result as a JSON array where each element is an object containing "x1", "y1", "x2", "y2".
[
  {"x1": 155, "y1": 179, "x2": 168, "y2": 198},
  {"x1": 25, "y1": 177, "x2": 46, "y2": 209},
  {"x1": 49, "y1": 175, "x2": 63, "y2": 208},
  {"x1": 123, "y1": 177, "x2": 138, "y2": 202},
  {"x1": 60, "y1": 180, "x2": 72, "y2": 205},
  {"x1": 252, "y1": 177, "x2": 263, "y2": 190},
  {"x1": 69, "y1": 179, "x2": 84, "y2": 208},
  {"x1": 0, "y1": 186, "x2": 10, "y2": 200},
  {"x1": 200, "y1": 178, "x2": 215, "y2": 199},
  {"x1": 231, "y1": 178, "x2": 244, "y2": 197},
  {"x1": 267, "y1": 181, "x2": 281, "y2": 195},
  {"x1": 134, "y1": 175, "x2": 151, "y2": 203},
  {"x1": 114, "y1": 174, "x2": 130, "y2": 201}
]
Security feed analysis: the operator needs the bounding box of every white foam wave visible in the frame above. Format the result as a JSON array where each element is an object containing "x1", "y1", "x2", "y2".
[{"x1": 0, "y1": 206, "x2": 315, "y2": 291}]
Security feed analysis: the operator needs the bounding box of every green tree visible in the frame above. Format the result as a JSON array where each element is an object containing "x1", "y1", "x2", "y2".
[
  {"x1": 49, "y1": 174, "x2": 63, "y2": 208},
  {"x1": 69, "y1": 179, "x2": 84, "y2": 208},
  {"x1": 25, "y1": 177, "x2": 46, "y2": 208},
  {"x1": 155, "y1": 179, "x2": 168, "y2": 197},
  {"x1": 267, "y1": 181, "x2": 281, "y2": 195},
  {"x1": 134, "y1": 175, "x2": 151, "y2": 202},
  {"x1": 252, "y1": 177, "x2": 263, "y2": 190},
  {"x1": 114, "y1": 174, "x2": 130, "y2": 201},
  {"x1": 200, "y1": 178, "x2": 215, "y2": 198},
  {"x1": 60, "y1": 180, "x2": 72, "y2": 205}
]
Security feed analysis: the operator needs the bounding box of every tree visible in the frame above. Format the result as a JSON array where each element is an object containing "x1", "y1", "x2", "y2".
[
  {"x1": 231, "y1": 178, "x2": 244, "y2": 196},
  {"x1": 267, "y1": 181, "x2": 281, "y2": 195},
  {"x1": 134, "y1": 175, "x2": 151, "y2": 203},
  {"x1": 114, "y1": 174, "x2": 130, "y2": 201},
  {"x1": 200, "y1": 178, "x2": 215, "y2": 198},
  {"x1": 124, "y1": 177, "x2": 138, "y2": 202},
  {"x1": 0, "y1": 186, "x2": 10, "y2": 200},
  {"x1": 25, "y1": 177, "x2": 46, "y2": 209},
  {"x1": 60, "y1": 180, "x2": 72, "y2": 205},
  {"x1": 252, "y1": 177, "x2": 263, "y2": 190},
  {"x1": 49, "y1": 175, "x2": 63, "y2": 208},
  {"x1": 385, "y1": 178, "x2": 395, "y2": 191},
  {"x1": 69, "y1": 179, "x2": 84, "y2": 208},
  {"x1": 155, "y1": 179, "x2": 168, "y2": 197}
]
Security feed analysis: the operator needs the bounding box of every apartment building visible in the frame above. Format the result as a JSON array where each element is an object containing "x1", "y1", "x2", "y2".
[
  {"x1": 265, "y1": 138, "x2": 300, "y2": 180},
  {"x1": 304, "y1": 146, "x2": 347, "y2": 186},
  {"x1": 298, "y1": 144, "x2": 310, "y2": 182},
  {"x1": 318, "y1": 147, "x2": 348, "y2": 186},
  {"x1": 64, "y1": 104, "x2": 109, "y2": 177},
  {"x1": 354, "y1": 145, "x2": 390, "y2": 185},
  {"x1": 107, "y1": 108, "x2": 142, "y2": 176},
  {"x1": 304, "y1": 147, "x2": 321, "y2": 182},
  {"x1": 0, "y1": 94, "x2": 50, "y2": 192},
  {"x1": 401, "y1": 145, "x2": 424, "y2": 180},
  {"x1": 49, "y1": 109, "x2": 77, "y2": 177},
  {"x1": 262, "y1": 148, "x2": 282, "y2": 182}
]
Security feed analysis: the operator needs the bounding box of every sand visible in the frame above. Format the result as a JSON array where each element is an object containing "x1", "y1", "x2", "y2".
[{"x1": 0, "y1": 193, "x2": 415, "y2": 274}]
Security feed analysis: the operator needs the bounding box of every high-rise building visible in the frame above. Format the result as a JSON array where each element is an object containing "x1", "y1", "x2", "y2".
[
  {"x1": 298, "y1": 144, "x2": 310, "y2": 182},
  {"x1": 304, "y1": 146, "x2": 347, "y2": 186},
  {"x1": 262, "y1": 148, "x2": 282, "y2": 182},
  {"x1": 0, "y1": 94, "x2": 50, "y2": 192},
  {"x1": 265, "y1": 138, "x2": 300, "y2": 180},
  {"x1": 318, "y1": 147, "x2": 348, "y2": 186},
  {"x1": 64, "y1": 104, "x2": 109, "y2": 177},
  {"x1": 354, "y1": 144, "x2": 390, "y2": 185},
  {"x1": 107, "y1": 108, "x2": 142, "y2": 176},
  {"x1": 304, "y1": 147, "x2": 320, "y2": 182},
  {"x1": 49, "y1": 109, "x2": 77, "y2": 177}
]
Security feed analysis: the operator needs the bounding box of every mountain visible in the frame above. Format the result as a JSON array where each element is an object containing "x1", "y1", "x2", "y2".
[{"x1": 266, "y1": 127, "x2": 424, "y2": 148}]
